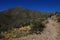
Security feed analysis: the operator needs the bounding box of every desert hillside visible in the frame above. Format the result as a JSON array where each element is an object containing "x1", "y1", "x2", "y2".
[{"x1": 0, "y1": 7, "x2": 60, "y2": 40}]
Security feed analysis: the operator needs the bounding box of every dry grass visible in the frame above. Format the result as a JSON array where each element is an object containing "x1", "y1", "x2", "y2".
[{"x1": 0, "y1": 25, "x2": 31, "y2": 39}]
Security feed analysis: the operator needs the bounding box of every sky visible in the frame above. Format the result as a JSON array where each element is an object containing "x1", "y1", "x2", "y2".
[{"x1": 0, "y1": 0, "x2": 60, "y2": 12}]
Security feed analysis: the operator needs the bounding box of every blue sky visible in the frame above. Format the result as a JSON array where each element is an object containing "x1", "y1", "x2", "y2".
[{"x1": 0, "y1": 0, "x2": 60, "y2": 12}]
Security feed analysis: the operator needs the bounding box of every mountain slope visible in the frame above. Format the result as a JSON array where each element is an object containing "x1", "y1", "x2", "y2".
[{"x1": 0, "y1": 7, "x2": 49, "y2": 32}]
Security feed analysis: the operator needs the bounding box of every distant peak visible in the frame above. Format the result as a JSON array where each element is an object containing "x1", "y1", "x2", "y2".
[
  {"x1": 13, "y1": 6, "x2": 20, "y2": 10},
  {"x1": 15, "y1": 6, "x2": 20, "y2": 9},
  {"x1": 13, "y1": 6, "x2": 26, "y2": 10}
]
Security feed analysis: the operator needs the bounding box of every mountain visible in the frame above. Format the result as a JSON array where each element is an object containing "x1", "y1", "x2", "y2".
[
  {"x1": 0, "y1": 7, "x2": 50, "y2": 32},
  {"x1": 0, "y1": 6, "x2": 60, "y2": 39},
  {"x1": 0, "y1": 7, "x2": 60, "y2": 32}
]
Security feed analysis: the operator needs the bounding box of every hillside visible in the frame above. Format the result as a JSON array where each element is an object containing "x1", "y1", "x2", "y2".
[
  {"x1": 0, "y1": 7, "x2": 50, "y2": 32},
  {"x1": 0, "y1": 7, "x2": 60, "y2": 40},
  {"x1": 1, "y1": 14, "x2": 60, "y2": 40}
]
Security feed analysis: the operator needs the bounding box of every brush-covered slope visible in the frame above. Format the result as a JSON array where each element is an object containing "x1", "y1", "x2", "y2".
[
  {"x1": 0, "y1": 7, "x2": 49, "y2": 32},
  {"x1": 0, "y1": 7, "x2": 60, "y2": 39}
]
